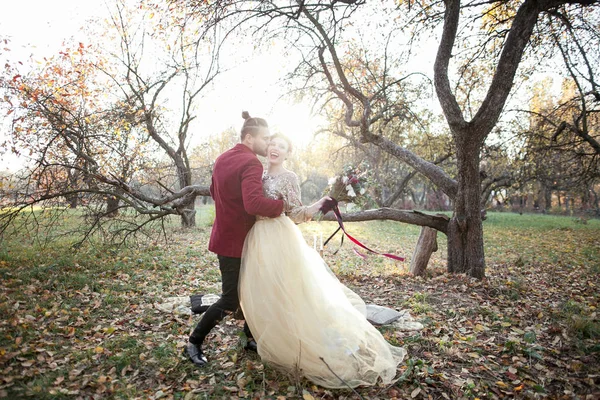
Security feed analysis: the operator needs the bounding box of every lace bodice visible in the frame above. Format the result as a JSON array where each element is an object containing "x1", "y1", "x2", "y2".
[{"x1": 261, "y1": 170, "x2": 312, "y2": 223}]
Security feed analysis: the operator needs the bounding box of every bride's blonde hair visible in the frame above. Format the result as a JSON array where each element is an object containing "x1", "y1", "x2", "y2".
[{"x1": 269, "y1": 133, "x2": 293, "y2": 153}]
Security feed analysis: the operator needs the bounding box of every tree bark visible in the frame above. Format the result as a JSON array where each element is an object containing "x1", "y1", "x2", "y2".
[
  {"x1": 180, "y1": 204, "x2": 196, "y2": 228},
  {"x1": 447, "y1": 138, "x2": 486, "y2": 278},
  {"x1": 176, "y1": 162, "x2": 196, "y2": 227},
  {"x1": 105, "y1": 195, "x2": 120, "y2": 217},
  {"x1": 320, "y1": 208, "x2": 449, "y2": 234},
  {"x1": 591, "y1": 187, "x2": 600, "y2": 216},
  {"x1": 557, "y1": 193, "x2": 562, "y2": 208},
  {"x1": 410, "y1": 226, "x2": 438, "y2": 276},
  {"x1": 65, "y1": 194, "x2": 79, "y2": 209},
  {"x1": 544, "y1": 183, "x2": 552, "y2": 213},
  {"x1": 105, "y1": 187, "x2": 126, "y2": 217}
]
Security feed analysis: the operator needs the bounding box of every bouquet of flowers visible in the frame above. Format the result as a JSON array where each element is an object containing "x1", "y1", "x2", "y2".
[
  {"x1": 325, "y1": 164, "x2": 370, "y2": 206},
  {"x1": 319, "y1": 164, "x2": 404, "y2": 261}
]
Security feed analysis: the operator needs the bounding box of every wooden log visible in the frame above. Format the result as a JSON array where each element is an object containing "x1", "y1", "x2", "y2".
[{"x1": 410, "y1": 226, "x2": 438, "y2": 276}]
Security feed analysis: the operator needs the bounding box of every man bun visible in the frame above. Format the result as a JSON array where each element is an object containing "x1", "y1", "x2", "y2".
[{"x1": 240, "y1": 111, "x2": 269, "y2": 141}]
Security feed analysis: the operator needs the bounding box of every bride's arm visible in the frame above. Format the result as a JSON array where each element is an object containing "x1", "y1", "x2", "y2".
[{"x1": 282, "y1": 172, "x2": 330, "y2": 224}]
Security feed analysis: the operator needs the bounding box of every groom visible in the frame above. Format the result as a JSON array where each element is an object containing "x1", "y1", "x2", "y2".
[{"x1": 185, "y1": 112, "x2": 284, "y2": 367}]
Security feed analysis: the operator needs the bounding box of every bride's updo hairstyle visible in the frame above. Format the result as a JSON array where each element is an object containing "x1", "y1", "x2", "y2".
[
  {"x1": 241, "y1": 111, "x2": 269, "y2": 141},
  {"x1": 269, "y1": 133, "x2": 293, "y2": 153}
]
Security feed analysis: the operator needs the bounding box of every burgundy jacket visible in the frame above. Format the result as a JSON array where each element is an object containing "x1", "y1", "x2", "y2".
[{"x1": 208, "y1": 143, "x2": 284, "y2": 258}]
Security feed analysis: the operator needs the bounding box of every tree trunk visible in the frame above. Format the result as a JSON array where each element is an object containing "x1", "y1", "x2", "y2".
[
  {"x1": 410, "y1": 226, "x2": 438, "y2": 276},
  {"x1": 177, "y1": 162, "x2": 196, "y2": 228},
  {"x1": 181, "y1": 209, "x2": 196, "y2": 227},
  {"x1": 591, "y1": 187, "x2": 599, "y2": 216},
  {"x1": 179, "y1": 197, "x2": 197, "y2": 228},
  {"x1": 106, "y1": 195, "x2": 120, "y2": 217},
  {"x1": 66, "y1": 169, "x2": 80, "y2": 209},
  {"x1": 65, "y1": 194, "x2": 78, "y2": 209},
  {"x1": 447, "y1": 140, "x2": 485, "y2": 278},
  {"x1": 582, "y1": 188, "x2": 591, "y2": 213},
  {"x1": 544, "y1": 184, "x2": 552, "y2": 213}
]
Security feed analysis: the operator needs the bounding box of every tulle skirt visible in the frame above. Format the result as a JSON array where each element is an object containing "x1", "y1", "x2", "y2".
[{"x1": 239, "y1": 216, "x2": 406, "y2": 388}]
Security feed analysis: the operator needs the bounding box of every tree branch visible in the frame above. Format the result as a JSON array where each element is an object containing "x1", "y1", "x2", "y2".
[
  {"x1": 434, "y1": 0, "x2": 466, "y2": 130},
  {"x1": 320, "y1": 208, "x2": 450, "y2": 234}
]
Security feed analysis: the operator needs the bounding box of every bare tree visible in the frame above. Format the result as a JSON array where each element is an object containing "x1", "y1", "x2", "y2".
[
  {"x1": 176, "y1": 0, "x2": 599, "y2": 278},
  {"x1": 101, "y1": 0, "x2": 223, "y2": 227},
  {"x1": 509, "y1": 6, "x2": 600, "y2": 211},
  {"x1": 0, "y1": 1, "x2": 216, "y2": 245}
]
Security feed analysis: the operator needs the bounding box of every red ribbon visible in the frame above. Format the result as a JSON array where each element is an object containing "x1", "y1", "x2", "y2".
[{"x1": 320, "y1": 199, "x2": 405, "y2": 261}]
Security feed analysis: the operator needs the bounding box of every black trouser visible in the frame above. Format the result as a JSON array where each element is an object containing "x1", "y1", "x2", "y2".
[{"x1": 189, "y1": 255, "x2": 252, "y2": 345}]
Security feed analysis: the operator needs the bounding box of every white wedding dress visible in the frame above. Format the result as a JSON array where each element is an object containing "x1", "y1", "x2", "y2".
[{"x1": 239, "y1": 171, "x2": 406, "y2": 388}]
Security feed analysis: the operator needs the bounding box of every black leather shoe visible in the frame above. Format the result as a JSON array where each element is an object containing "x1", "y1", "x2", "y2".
[
  {"x1": 184, "y1": 343, "x2": 207, "y2": 367},
  {"x1": 244, "y1": 339, "x2": 258, "y2": 352}
]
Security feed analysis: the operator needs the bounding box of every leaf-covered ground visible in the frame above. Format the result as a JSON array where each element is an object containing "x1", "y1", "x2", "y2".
[{"x1": 0, "y1": 211, "x2": 599, "y2": 399}]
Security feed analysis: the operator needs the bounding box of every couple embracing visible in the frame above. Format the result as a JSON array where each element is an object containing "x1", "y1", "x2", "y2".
[{"x1": 184, "y1": 112, "x2": 406, "y2": 389}]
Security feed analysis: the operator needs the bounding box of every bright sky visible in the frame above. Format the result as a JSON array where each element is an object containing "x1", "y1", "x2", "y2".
[
  {"x1": 0, "y1": 0, "x2": 564, "y2": 174},
  {"x1": 2, "y1": 1, "x2": 103, "y2": 171},
  {"x1": 0, "y1": 0, "x2": 324, "y2": 172}
]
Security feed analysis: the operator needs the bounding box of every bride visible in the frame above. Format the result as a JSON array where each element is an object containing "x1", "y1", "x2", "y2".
[{"x1": 239, "y1": 133, "x2": 406, "y2": 389}]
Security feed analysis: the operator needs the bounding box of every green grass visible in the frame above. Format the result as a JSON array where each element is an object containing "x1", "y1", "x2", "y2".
[
  {"x1": 483, "y1": 212, "x2": 600, "y2": 267},
  {"x1": 0, "y1": 209, "x2": 599, "y2": 398},
  {"x1": 558, "y1": 300, "x2": 600, "y2": 341},
  {"x1": 310, "y1": 211, "x2": 600, "y2": 274},
  {"x1": 483, "y1": 211, "x2": 600, "y2": 230}
]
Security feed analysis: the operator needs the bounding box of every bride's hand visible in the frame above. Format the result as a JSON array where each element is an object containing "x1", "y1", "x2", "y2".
[
  {"x1": 316, "y1": 196, "x2": 332, "y2": 208},
  {"x1": 308, "y1": 196, "x2": 332, "y2": 217}
]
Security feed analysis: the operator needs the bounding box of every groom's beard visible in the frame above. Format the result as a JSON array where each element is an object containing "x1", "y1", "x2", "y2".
[{"x1": 253, "y1": 143, "x2": 268, "y2": 157}]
